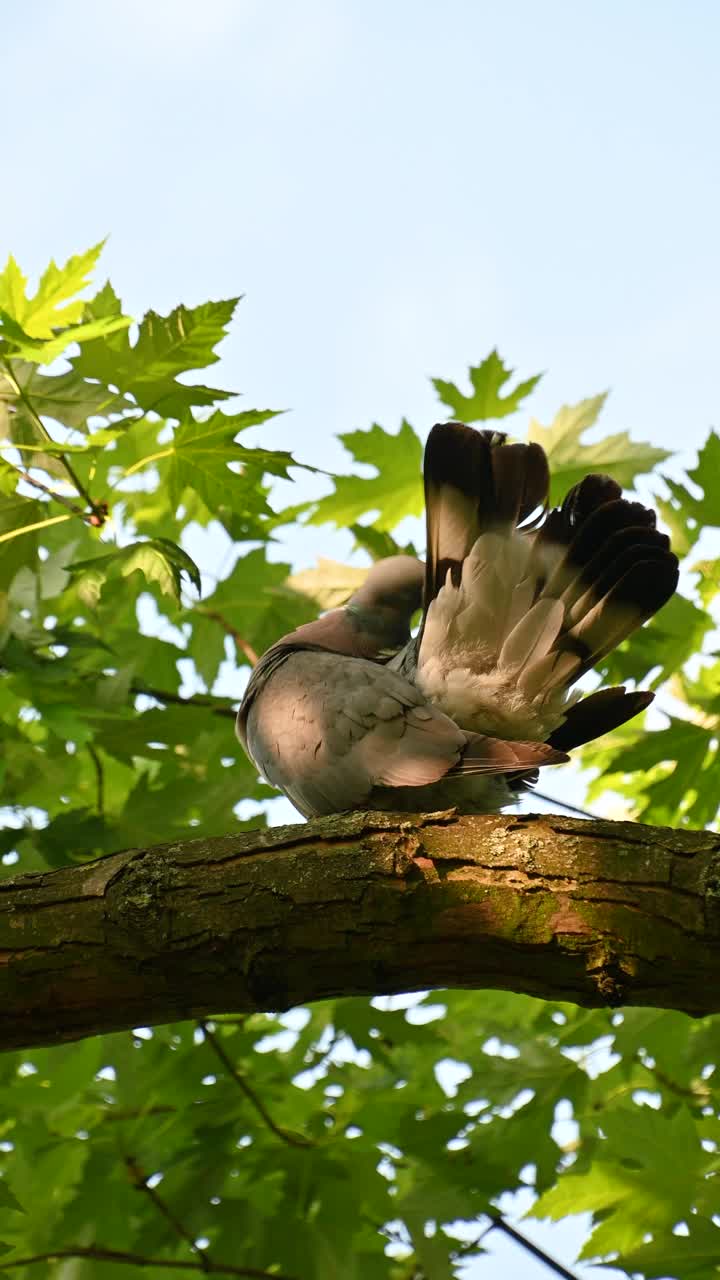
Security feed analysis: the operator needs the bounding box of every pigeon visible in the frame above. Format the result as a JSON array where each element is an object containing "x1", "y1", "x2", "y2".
[{"x1": 236, "y1": 423, "x2": 678, "y2": 818}]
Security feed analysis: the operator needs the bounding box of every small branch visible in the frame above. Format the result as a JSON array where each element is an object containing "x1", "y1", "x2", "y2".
[
  {"x1": 132, "y1": 682, "x2": 236, "y2": 718},
  {"x1": 450, "y1": 1212, "x2": 581, "y2": 1278},
  {"x1": 105, "y1": 1105, "x2": 178, "y2": 1122},
  {"x1": 488, "y1": 1215, "x2": 580, "y2": 1280},
  {"x1": 0, "y1": 1245, "x2": 296, "y2": 1278},
  {"x1": 88, "y1": 743, "x2": 105, "y2": 815},
  {"x1": 642, "y1": 1058, "x2": 712, "y2": 1106},
  {"x1": 450, "y1": 1221, "x2": 494, "y2": 1257},
  {"x1": 198, "y1": 1020, "x2": 313, "y2": 1149},
  {"x1": 197, "y1": 609, "x2": 258, "y2": 666},
  {"x1": 591, "y1": 1053, "x2": 714, "y2": 1114},
  {"x1": 5, "y1": 458, "x2": 89, "y2": 518},
  {"x1": 533, "y1": 791, "x2": 596, "y2": 820},
  {"x1": 125, "y1": 1157, "x2": 211, "y2": 1269},
  {"x1": 1, "y1": 358, "x2": 107, "y2": 522}
]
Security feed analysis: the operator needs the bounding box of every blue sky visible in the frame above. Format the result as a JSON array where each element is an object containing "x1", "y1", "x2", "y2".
[
  {"x1": 5, "y1": 4, "x2": 716, "y2": 1275},
  {"x1": 6, "y1": 0, "x2": 719, "y2": 475}
]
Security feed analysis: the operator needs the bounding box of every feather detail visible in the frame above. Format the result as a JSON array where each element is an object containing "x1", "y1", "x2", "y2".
[
  {"x1": 498, "y1": 598, "x2": 565, "y2": 671},
  {"x1": 547, "y1": 686, "x2": 654, "y2": 752},
  {"x1": 452, "y1": 734, "x2": 568, "y2": 774}
]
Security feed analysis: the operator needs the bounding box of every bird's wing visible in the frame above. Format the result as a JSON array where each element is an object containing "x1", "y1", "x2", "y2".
[
  {"x1": 239, "y1": 649, "x2": 563, "y2": 818},
  {"x1": 240, "y1": 649, "x2": 464, "y2": 816}
]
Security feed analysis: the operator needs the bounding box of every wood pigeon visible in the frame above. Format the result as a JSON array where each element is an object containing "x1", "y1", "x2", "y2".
[{"x1": 236, "y1": 423, "x2": 678, "y2": 817}]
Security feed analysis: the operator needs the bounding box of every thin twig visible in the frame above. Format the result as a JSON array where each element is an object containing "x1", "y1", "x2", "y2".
[
  {"x1": 104, "y1": 1104, "x2": 178, "y2": 1121},
  {"x1": 450, "y1": 1220, "x2": 495, "y2": 1257},
  {"x1": 6, "y1": 459, "x2": 89, "y2": 518},
  {"x1": 1, "y1": 358, "x2": 104, "y2": 518},
  {"x1": 642, "y1": 1057, "x2": 712, "y2": 1105},
  {"x1": 0, "y1": 1245, "x2": 296, "y2": 1278},
  {"x1": 533, "y1": 791, "x2": 596, "y2": 820},
  {"x1": 198, "y1": 1020, "x2": 313, "y2": 1149},
  {"x1": 488, "y1": 1214, "x2": 581, "y2": 1280},
  {"x1": 125, "y1": 1157, "x2": 210, "y2": 1269},
  {"x1": 88, "y1": 743, "x2": 105, "y2": 815},
  {"x1": 131, "y1": 683, "x2": 236, "y2": 718},
  {"x1": 197, "y1": 610, "x2": 258, "y2": 666}
]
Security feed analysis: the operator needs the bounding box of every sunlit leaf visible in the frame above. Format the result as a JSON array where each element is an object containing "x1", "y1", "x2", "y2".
[
  {"x1": 166, "y1": 409, "x2": 294, "y2": 509},
  {"x1": 68, "y1": 538, "x2": 201, "y2": 606},
  {"x1": 307, "y1": 419, "x2": 423, "y2": 530},
  {"x1": 433, "y1": 349, "x2": 542, "y2": 421},
  {"x1": 0, "y1": 242, "x2": 104, "y2": 336},
  {"x1": 528, "y1": 394, "x2": 671, "y2": 503},
  {"x1": 72, "y1": 296, "x2": 241, "y2": 417},
  {"x1": 288, "y1": 557, "x2": 369, "y2": 610}
]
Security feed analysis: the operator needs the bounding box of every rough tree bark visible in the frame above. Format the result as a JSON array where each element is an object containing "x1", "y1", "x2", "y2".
[{"x1": 1, "y1": 809, "x2": 719, "y2": 1051}]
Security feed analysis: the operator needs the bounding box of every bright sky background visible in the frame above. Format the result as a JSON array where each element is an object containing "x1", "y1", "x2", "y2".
[{"x1": 6, "y1": 3, "x2": 718, "y2": 1275}]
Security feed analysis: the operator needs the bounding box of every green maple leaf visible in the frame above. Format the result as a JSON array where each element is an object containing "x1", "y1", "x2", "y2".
[
  {"x1": 655, "y1": 431, "x2": 720, "y2": 558},
  {"x1": 432, "y1": 349, "x2": 542, "y2": 421},
  {"x1": 532, "y1": 1105, "x2": 705, "y2": 1260},
  {"x1": 528, "y1": 393, "x2": 671, "y2": 503},
  {"x1": 0, "y1": 242, "x2": 105, "y2": 337},
  {"x1": 587, "y1": 717, "x2": 714, "y2": 817},
  {"x1": 349, "y1": 523, "x2": 417, "y2": 560},
  {"x1": 68, "y1": 538, "x2": 201, "y2": 607},
  {"x1": 686, "y1": 428, "x2": 720, "y2": 524},
  {"x1": 307, "y1": 419, "x2": 424, "y2": 531},
  {"x1": 618, "y1": 1216, "x2": 720, "y2": 1279},
  {"x1": 0, "y1": 307, "x2": 131, "y2": 364},
  {"x1": 72, "y1": 294, "x2": 241, "y2": 417},
  {"x1": 166, "y1": 409, "x2": 293, "y2": 510},
  {"x1": 3, "y1": 359, "x2": 130, "y2": 431}
]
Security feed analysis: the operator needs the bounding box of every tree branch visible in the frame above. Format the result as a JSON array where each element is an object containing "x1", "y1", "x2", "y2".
[
  {"x1": 131, "y1": 682, "x2": 236, "y2": 718},
  {"x1": 488, "y1": 1215, "x2": 580, "y2": 1280},
  {"x1": 195, "y1": 607, "x2": 258, "y2": 666},
  {"x1": 0, "y1": 809, "x2": 719, "y2": 1051},
  {"x1": 1, "y1": 455, "x2": 89, "y2": 518},
  {"x1": 0, "y1": 1245, "x2": 295, "y2": 1277}
]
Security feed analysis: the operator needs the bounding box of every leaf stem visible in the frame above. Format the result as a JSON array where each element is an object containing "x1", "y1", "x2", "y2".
[
  {"x1": 121, "y1": 446, "x2": 174, "y2": 479},
  {"x1": 0, "y1": 511, "x2": 74, "y2": 544}
]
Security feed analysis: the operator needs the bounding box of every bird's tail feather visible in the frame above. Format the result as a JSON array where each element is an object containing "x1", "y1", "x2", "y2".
[
  {"x1": 417, "y1": 422, "x2": 678, "y2": 746},
  {"x1": 546, "y1": 686, "x2": 654, "y2": 752},
  {"x1": 423, "y1": 422, "x2": 548, "y2": 601}
]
